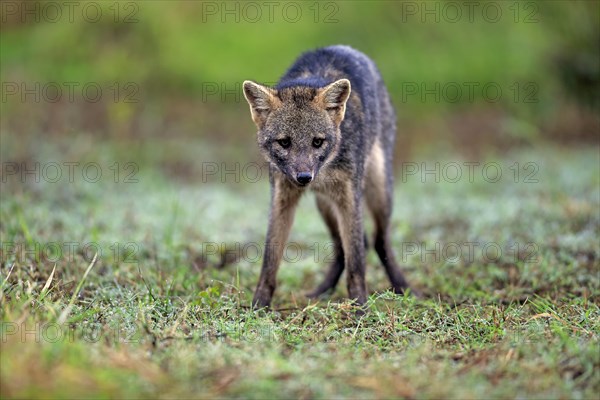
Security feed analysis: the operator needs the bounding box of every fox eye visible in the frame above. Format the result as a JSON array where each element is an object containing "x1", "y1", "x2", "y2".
[
  {"x1": 277, "y1": 138, "x2": 291, "y2": 149},
  {"x1": 312, "y1": 138, "x2": 324, "y2": 148}
]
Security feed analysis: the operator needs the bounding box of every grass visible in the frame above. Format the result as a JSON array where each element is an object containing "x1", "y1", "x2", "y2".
[{"x1": 1, "y1": 132, "x2": 598, "y2": 399}]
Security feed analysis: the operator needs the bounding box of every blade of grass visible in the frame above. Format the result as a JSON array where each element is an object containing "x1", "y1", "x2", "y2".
[
  {"x1": 58, "y1": 252, "x2": 98, "y2": 324},
  {"x1": 38, "y1": 263, "x2": 57, "y2": 302},
  {"x1": 0, "y1": 263, "x2": 15, "y2": 304}
]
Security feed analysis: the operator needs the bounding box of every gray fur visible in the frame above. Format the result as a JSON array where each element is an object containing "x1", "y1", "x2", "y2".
[{"x1": 243, "y1": 45, "x2": 416, "y2": 309}]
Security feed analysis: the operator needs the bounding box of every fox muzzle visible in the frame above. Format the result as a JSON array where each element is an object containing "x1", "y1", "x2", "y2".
[{"x1": 296, "y1": 171, "x2": 313, "y2": 186}]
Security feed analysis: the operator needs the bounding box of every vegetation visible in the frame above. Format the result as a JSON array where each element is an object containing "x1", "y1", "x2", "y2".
[
  {"x1": 1, "y1": 1, "x2": 598, "y2": 398},
  {"x1": 1, "y1": 134, "x2": 598, "y2": 398}
]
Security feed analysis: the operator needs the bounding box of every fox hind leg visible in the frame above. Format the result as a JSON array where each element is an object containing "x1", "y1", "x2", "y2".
[
  {"x1": 306, "y1": 195, "x2": 345, "y2": 298},
  {"x1": 365, "y1": 139, "x2": 414, "y2": 295}
]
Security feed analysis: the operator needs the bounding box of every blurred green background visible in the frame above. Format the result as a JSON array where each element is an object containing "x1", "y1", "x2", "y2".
[{"x1": 1, "y1": 0, "x2": 598, "y2": 163}]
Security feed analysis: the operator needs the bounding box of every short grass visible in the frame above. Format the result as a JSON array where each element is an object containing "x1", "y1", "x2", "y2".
[{"x1": 1, "y1": 134, "x2": 599, "y2": 399}]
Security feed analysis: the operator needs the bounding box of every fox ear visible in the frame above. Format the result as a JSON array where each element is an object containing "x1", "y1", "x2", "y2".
[
  {"x1": 317, "y1": 79, "x2": 351, "y2": 125},
  {"x1": 243, "y1": 80, "x2": 278, "y2": 127}
]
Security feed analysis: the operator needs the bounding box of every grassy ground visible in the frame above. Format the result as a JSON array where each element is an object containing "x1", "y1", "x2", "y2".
[{"x1": 1, "y1": 134, "x2": 599, "y2": 399}]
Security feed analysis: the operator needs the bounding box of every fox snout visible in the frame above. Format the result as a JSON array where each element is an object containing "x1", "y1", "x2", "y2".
[
  {"x1": 289, "y1": 161, "x2": 316, "y2": 186},
  {"x1": 295, "y1": 171, "x2": 313, "y2": 186}
]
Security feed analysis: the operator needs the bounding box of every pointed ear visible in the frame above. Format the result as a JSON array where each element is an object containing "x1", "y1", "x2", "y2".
[
  {"x1": 242, "y1": 80, "x2": 279, "y2": 127},
  {"x1": 316, "y1": 79, "x2": 351, "y2": 125}
]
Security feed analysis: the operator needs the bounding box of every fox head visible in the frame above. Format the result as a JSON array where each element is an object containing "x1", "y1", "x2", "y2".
[{"x1": 242, "y1": 79, "x2": 351, "y2": 187}]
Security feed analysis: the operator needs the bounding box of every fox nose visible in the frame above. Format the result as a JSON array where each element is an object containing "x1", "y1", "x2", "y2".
[{"x1": 296, "y1": 171, "x2": 313, "y2": 185}]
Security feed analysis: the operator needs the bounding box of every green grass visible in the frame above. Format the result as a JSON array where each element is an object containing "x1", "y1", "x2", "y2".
[{"x1": 1, "y1": 132, "x2": 598, "y2": 399}]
